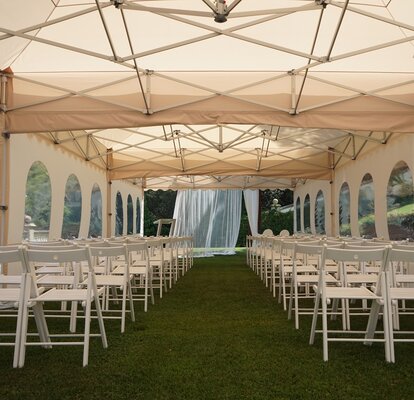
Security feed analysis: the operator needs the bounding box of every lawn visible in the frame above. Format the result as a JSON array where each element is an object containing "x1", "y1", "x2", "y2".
[{"x1": 1, "y1": 251, "x2": 413, "y2": 400}]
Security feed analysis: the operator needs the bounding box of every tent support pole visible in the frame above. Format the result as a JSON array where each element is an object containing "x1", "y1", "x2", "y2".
[
  {"x1": 106, "y1": 151, "x2": 113, "y2": 238},
  {"x1": 329, "y1": 153, "x2": 335, "y2": 237},
  {"x1": 0, "y1": 74, "x2": 9, "y2": 250}
]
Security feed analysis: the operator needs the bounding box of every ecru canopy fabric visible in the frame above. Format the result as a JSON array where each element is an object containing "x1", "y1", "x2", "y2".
[{"x1": 0, "y1": 1, "x2": 413, "y2": 189}]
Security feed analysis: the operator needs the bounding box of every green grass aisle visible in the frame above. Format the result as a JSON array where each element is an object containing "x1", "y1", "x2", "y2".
[{"x1": 1, "y1": 251, "x2": 414, "y2": 399}]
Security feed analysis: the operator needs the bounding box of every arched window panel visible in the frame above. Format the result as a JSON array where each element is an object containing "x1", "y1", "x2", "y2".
[
  {"x1": 24, "y1": 161, "x2": 51, "y2": 242},
  {"x1": 387, "y1": 161, "x2": 414, "y2": 240},
  {"x1": 62, "y1": 174, "x2": 82, "y2": 239},
  {"x1": 358, "y1": 173, "x2": 376, "y2": 238},
  {"x1": 127, "y1": 194, "x2": 133, "y2": 235},
  {"x1": 295, "y1": 197, "x2": 301, "y2": 233},
  {"x1": 115, "y1": 191, "x2": 124, "y2": 236},
  {"x1": 88, "y1": 183, "x2": 102, "y2": 238},
  {"x1": 339, "y1": 183, "x2": 351, "y2": 236},
  {"x1": 304, "y1": 194, "x2": 311, "y2": 233},
  {"x1": 315, "y1": 190, "x2": 325, "y2": 234},
  {"x1": 136, "y1": 197, "x2": 141, "y2": 234}
]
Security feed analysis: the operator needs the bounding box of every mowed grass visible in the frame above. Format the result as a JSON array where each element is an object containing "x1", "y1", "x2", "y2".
[{"x1": 1, "y1": 251, "x2": 414, "y2": 400}]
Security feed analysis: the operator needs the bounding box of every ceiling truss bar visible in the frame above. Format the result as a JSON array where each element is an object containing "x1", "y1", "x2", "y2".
[
  {"x1": 290, "y1": 73, "x2": 297, "y2": 113},
  {"x1": 293, "y1": 6, "x2": 325, "y2": 114},
  {"x1": 306, "y1": 75, "x2": 414, "y2": 100},
  {"x1": 69, "y1": 131, "x2": 88, "y2": 160},
  {"x1": 265, "y1": 126, "x2": 274, "y2": 157},
  {"x1": 354, "y1": 131, "x2": 374, "y2": 160},
  {"x1": 54, "y1": 130, "x2": 91, "y2": 144},
  {"x1": 8, "y1": 75, "x2": 147, "y2": 113},
  {"x1": 0, "y1": 27, "x2": 135, "y2": 70},
  {"x1": 120, "y1": 8, "x2": 150, "y2": 114},
  {"x1": 122, "y1": 7, "x2": 308, "y2": 62},
  {"x1": 219, "y1": 125, "x2": 223, "y2": 152},
  {"x1": 329, "y1": 35, "x2": 414, "y2": 64},
  {"x1": 48, "y1": 132, "x2": 59, "y2": 144},
  {"x1": 326, "y1": 0, "x2": 349, "y2": 60},
  {"x1": 0, "y1": 3, "x2": 113, "y2": 41},
  {"x1": 330, "y1": 1, "x2": 414, "y2": 32},
  {"x1": 179, "y1": 148, "x2": 186, "y2": 172},
  {"x1": 122, "y1": 2, "x2": 214, "y2": 17},
  {"x1": 345, "y1": 131, "x2": 388, "y2": 145},
  {"x1": 223, "y1": 126, "x2": 257, "y2": 151},
  {"x1": 292, "y1": 35, "x2": 414, "y2": 75},
  {"x1": 124, "y1": 33, "x2": 218, "y2": 61},
  {"x1": 122, "y1": 1, "x2": 322, "y2": 20},
  {"x1": 89, "y1": 135, "x2": 108, "y2": 169},
  {"x1": 332, "y1": 136, "x2": 353, "y2": 169},
  {"x1": 95, "y1": 0, "x2": 118, "y2": 60},
  {"x1": 229, "y1": 4, "x2": 323, "y2": 18},
  {"x1": 185, "y1": 126, "x2": 219, "y2": 150},
  {"x1": 86, "y1": 134, "x2": 90, "y2": 161},
  {"x1": 140, "y1": 8, "x2": 321, "y2": 62},
  {"x1": 351, "y1": 133, "x2": 356, "y2": 159}
]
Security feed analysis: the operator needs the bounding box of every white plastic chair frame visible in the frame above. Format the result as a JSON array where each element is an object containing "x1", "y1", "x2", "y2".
[
  {"x1": 288, "y1": 241, "x2": 339, "y2": 329},
  {"x1": 0, "y1": 247, "x2": 29, "y2": 368},
  {"x1": 20, "y1": 246, "x2": 108, "y2": 367},
  {"x1": 309, "y1": 245, "x2": 390, "y2": 362},
  {"x1": 88, "y1": 243, "x2": 135, "y2": 333}
]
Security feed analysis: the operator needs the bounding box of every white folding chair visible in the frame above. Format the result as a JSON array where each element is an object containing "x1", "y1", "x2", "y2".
[
  {"x1": 88, "y1": 243, "x2": 135, "y2": 333},
  {"x1": 20, "y1": 246, "x2": 108, "y2": 367},
  {"x1": 288, "y1": 242, "x2": 339, "y2": 329},
  {"x1": 378, "y1": 247, "x2": 414, "y2": 362},
  {"x1": 113, "y1": 241, "x2": 154, "y2": 312},
  {"x1": 309, "y1": 245, "x2": 390, "y2": 362},
  {"x1": 0, "y1": 247, "x2": 28, "y2": 367}
]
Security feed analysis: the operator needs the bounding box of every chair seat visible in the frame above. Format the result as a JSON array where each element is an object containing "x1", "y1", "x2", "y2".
[
  {"x1": 284, "y1": 265, "x2": 317, "y2": 273},
  {"x1": 395, "y1": 274, "x2": 414, "y2": 284},
  {"x1": 297, "y1": 274, "x2": 337, "y2": 284},
  {"x1": 389, "y1": 287, "x2": 414, "y2": 300},
  {"x1": 37, "y1": 275, "x2": 76, "y2": 286},
  {"x1": 0, "y1": 275, "x2": 22, "y2": 285},
  {"x1": 113, "y1": 265, "x2": 147, "y2": 275},
  {"x1": 345, "y1": 274, "x2": 378, "y2": 284},
  {"x1": 325, "y1": 286, "x2": 378, "y2": 300},
  {"x1": 34, "y1": 288, "x2": 90, "y2": 302},
  {"x1": 35, "y1": 265, "x2": 64, "y2": 274},
  {"x1": 0, "y1": 289, "x2": 21, "y2": 302},
  {"x1": 93, "y1": 275, "x2": 124, "y2": 286}
]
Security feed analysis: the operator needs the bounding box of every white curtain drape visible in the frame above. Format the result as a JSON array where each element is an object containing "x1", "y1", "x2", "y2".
[
  {"x1": 173, "y1": 189, "x2": 242, "y2": 256},
  {"x1": 243, "y1": 189, "x2": 259, "y2": 236}
]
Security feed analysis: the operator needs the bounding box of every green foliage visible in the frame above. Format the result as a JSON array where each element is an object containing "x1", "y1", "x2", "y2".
[
  {"x1": 24, "y1": 162, "x2": 51, "y2": 231},
  {"x1": 144, "y1": 190, "x2": 177, "y2": 236},
  {"x1": 127, "y1": 195, "x2": 134, "y2": 235},
  {"x1": 61, "y1": 175, "x2": 82, "y2": 239},
  {"x1": 88, "y1": 185, "x2": 102, "y2": 238},
  {"x1": 261, "y1": 189, "x2": 293, "y2": 208},
  {"x1": 261, "y1": 209, "x2": 294, "y2": 235}
]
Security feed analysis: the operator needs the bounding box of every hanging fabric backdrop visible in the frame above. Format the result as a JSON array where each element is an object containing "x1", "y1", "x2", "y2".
[{"x1": 173, "y1": 189, "x2": 242, "y2": 256}]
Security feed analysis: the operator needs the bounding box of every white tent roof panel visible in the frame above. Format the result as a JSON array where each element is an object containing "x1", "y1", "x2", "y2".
[{"x1": 0, "y1": 0, "x2": 413, "y2": 189}]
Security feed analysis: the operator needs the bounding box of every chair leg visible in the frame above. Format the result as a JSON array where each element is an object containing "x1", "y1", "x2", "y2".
[
  {"x1": 128, "y1": 281, "x2": 135, "y2": 322},
  {"x1": 83, "y1": 296, "x2": 92, "y2": 367},
  {"x1": 309, "y1": 290, "x2": 320, "y2": 345},
  {"x1": 322, "y1": 295, "x2": 329, "y2": 362}
]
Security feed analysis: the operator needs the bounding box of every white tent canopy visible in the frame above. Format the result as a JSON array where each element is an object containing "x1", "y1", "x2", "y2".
[{"x1": 0, "y1": 0, "x2": 413, "y2": 189}]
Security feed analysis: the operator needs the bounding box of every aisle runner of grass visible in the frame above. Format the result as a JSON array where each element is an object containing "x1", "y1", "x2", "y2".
[{"x1": 1, "y1": 251, "x2": 413, "y2": 400}]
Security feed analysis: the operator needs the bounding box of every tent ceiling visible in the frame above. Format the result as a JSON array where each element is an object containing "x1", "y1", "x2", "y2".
[{"x1": 0, "y1": 0, "x2": 413, "y2": 189}]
